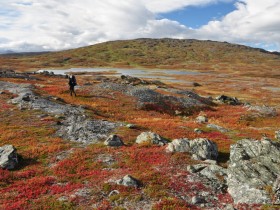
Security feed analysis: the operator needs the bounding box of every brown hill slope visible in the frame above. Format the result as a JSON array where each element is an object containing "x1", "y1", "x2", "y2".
[{"x1": 0, "y1": 38, "x2": 279, "y2": 76}]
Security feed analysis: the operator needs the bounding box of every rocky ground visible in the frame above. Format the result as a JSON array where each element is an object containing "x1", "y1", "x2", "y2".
[{"x1": 0, "y1": 71, "x2": 280, "y2": 209}]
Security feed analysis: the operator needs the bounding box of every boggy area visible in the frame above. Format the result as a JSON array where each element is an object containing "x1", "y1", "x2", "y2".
[{"x1": 0, "y1": 70, "x2": 280, "y2": 209}]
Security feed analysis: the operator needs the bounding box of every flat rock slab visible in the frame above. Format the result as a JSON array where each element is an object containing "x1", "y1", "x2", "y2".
[
  {"x1": 227, "y1": 139, "x2": 280, "y2": 204},
  {"x1": 0, "y1": 81, "x2": 120, "y2": 145}
]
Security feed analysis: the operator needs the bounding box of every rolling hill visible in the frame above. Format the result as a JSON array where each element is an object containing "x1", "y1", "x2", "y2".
[{"x1": 0, "y1": 38, "x2": 279, "y2": 76}]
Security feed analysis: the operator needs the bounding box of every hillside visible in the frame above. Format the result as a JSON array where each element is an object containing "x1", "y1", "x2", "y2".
[{"x1": 1, "y1": 38, "x2": 279, "y2": 76}]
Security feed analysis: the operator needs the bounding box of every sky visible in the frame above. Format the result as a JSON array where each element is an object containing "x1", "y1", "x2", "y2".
[{"x1": 0, "y1": 0, "x2": 279, "y2": 53}]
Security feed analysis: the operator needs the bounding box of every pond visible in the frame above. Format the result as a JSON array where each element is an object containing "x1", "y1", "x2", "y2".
[{"x1": 37, "y1": 67, "x2": 202, "y2": 84}]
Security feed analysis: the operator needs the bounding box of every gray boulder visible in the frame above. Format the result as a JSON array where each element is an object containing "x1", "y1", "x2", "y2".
[
  {"x1": 215, "y1": 95, "x2": 240, "y2": 105},
  {"x1": 206, "y1": 124, "x2": 229, "y2": 133},
  {"x1": 136, "y1": 132, "x2": 168, "y2": 146},
  {"x1": 0, "y1": 145, "x2": 18, "y2": 170},
  {"x1": 196, "y1": 116, "x2": 208, "y2": 124},
  {"x1": 104, "y1": 135, "x2": 124, "y2": 147},
  {"x1": 190, "y1": 138, "x2": 218, "y2": 160},
  {"x1": 227, "y1": 139, "x2": 280, "y2": 204},
  {"x1": 116, "y1": 175, "x2": 140, "y2": 187},
  {"x1": 166, "y1": 138, "x2": 218, "y2": 160},
  {"x1": 165, "y1": 138, "x2": 190, "y2": 153}
]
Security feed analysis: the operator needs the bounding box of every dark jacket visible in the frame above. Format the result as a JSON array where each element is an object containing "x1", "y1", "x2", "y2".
[{"x1": 69, "y1": 75, "x2": 77, "y2": 86}]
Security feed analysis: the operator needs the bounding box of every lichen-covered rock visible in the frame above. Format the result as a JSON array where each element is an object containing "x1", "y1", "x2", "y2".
[
  {"x1": 189, "y1": 138, "x2": 218, "y2": 160},
  {"x1": 273, "y1": 176, "x2": 280, "y2": 204},
  {"x1": 227, "y1": 139, "x2": 280, "y2": 204},
  {"x1": 136, "y1": 132, "x2": 168, "y2": 146},
  {"x1": 104, "y1": 135, "x2": 124, "y2": 147},
  {"x1": 165, "y1": 138, "x2": 190, "y2": 152},
  {"x1": 57, "y1": 109, "x2": 119, "y2": 144},
  {"x1": 0, "y1": 145, "x2": 18, "y2": 170},
  {"x1": 198, "y1": 164, "x2": 227, "y2": 192},
  {"x1": 116, "y1": 175, "x2": 140, "y2": 187},
  {"x1": 206, "y1": 124, "x2": 229, "y2": 133},
  {"x1": 166, "y1": 138, "x2": 218, "y2": 160}
]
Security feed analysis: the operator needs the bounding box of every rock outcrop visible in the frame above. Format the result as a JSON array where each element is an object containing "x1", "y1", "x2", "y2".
[
  {"x1": 215, "y1": 95, "x2": 241, "y2": 105},
  {"x1": 166, "y1": 138, "x2": 218, "y2": 160},
  {"x1": 227, "y1": 139, "x2": 280, "y2": 204},
  {"x1": 0, "y1": 145, "x2": 18, "y2": 170},
  {"x1": 104, "y1": 135, "x2": 124, "y2": 147},
  {"x1": 0, "y1": 81, "x2": 120, "y2": 144},
  {"x1": 136, "y1": 132, "x2": 168, "y2": 146},
  {"x1": 97, "y1": 82, "x2": 212, "y2": 115}
]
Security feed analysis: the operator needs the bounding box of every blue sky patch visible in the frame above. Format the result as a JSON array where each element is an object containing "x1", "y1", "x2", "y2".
[{"x1": 159, "y1": 2, "x2": 237, "y2": 29}]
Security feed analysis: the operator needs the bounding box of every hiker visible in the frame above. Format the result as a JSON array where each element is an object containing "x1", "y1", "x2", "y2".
[{"x1": 68, "y1": 74, "x2": 77, "y2": 96}]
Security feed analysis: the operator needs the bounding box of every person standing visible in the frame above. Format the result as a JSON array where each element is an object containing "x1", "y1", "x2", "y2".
[{"x1": 68, "y1": 74, "x2": 77, "y2": 96}]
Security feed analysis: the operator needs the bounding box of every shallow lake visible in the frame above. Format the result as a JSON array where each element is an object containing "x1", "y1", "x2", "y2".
[{"x1": 37, "y1": 67, "x2": 202, "y2": 84}]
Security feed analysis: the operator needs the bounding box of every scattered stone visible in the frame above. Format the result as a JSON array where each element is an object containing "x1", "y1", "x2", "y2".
[
  {"x1": 166, "y1": 138, "x2": 218, "y2": 160},
  {"x1": 104, "y1": 135, "x2": 124, "y2": 147},
  {"x1": 215, "y1": 95, "x2": 241, "y2": 105},
  {"x1": 227, "y1": 139, "x2": 280, "y2": 204},
  {"x1": 194, "y1": 128, "x2": 203, "y2": 134},
  {"x1": 196, "y1": 115, "x2": 208, "y2": 124},
  {"x1": 206, "y1": 124, "x2": 229, "y2": 133},
  {"x1": 126, "y1": 124, "x2": 137, "y2": 129},
  {"x1": 116, "y1": 175, "x2": 140, "y2": 187},
  {"x1": 192, "y1": 196, "x2": 206, "y2": 204},
  {"x1": 0, "y1": 145, "x2": 18, "y2": 170},
  {"x1": 136, "y1": 132, "x2": 168, "y2": 146},
  {"x1": 275, "y1": 130, "x2": 280, "y2": 140}
]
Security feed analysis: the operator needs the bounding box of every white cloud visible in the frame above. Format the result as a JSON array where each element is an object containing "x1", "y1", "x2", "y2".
[
  {"x1": 198, "y1": 0, "x2": 280, "y2": 50},
  {"x1": 141, "y1": 0, "x2": 234, "y2": 13},
  {"x1": 0, "y1": 0, "x2": 279, "y2": 52}
]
